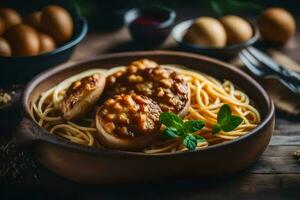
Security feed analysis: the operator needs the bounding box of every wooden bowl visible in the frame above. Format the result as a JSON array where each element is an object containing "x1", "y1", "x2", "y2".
[{"x1": 15, "y1": 51, "x2": 274, "y2": 185}]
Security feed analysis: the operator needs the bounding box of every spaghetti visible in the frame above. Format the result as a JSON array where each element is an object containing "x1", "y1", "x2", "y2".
[{"x1": 31, "y1": 65, "x2": 260, "y2": 153}]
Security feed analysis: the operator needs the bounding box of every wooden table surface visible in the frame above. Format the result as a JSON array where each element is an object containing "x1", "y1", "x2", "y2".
[{"x1": 1, "y1": 25, "x2": 300, "y2": 199}]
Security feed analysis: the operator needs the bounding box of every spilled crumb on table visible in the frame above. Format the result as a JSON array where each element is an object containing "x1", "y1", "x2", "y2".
[
  {"x1": 293, "y1": 150, "x2": 300, "y2": 160},
  {"x1": 0, "y1": 140, "x2": 39, "y2": 184},
  {"x1": 0, "y1": 91, "x2": 13, "y2": 106}
]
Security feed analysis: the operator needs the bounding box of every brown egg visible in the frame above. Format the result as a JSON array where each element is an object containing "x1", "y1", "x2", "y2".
[
  {"x1": 4, "y1": 24, "x2": 40, "y2": 56},
  {"x1": 41, "y1": 5, "x2": 73, "y2": 44},
  {"x1": 0, "y1": 7, "x2": 22, "y2": 30},
  {"x1": 0, "y1": 17, "x2": 5, "y2": 35},
  {"x1": 258, "y1": 7, "x2": 296, "y2": 44},
  {"x1": 184, "y1": 17, "x2": 226, "y2": 48},
  {"x1": 24, "y1": 11, "x2": 42, "y2": 29},
  {"x1": 0, "y1": 37, "x2": 11, "y2": 56},
  {"x1": 38, "y1": 32, "x2": 56, "y2": 53},
  {"x1": 220, "y1": 15, "x2": 253, "y2": 45}
]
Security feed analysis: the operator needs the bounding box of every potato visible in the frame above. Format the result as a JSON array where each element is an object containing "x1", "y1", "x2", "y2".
[
  {"x1": 0, "y1": 17, "x2": 5, "y2": 35},
  {"x1": 184, "y1": 17, "x2": 226, "y2": 48},
  {"x1": 38, "y1": 32, "x2": 56, "y2": 53},
  {"x1": 41, "y1": 5, "x2": 73, "y2": 44},
  {"x1": 258, "y1": 7, "x2": 296, "y2": 44},
  {"x1": 0, "y1": 7, "x2": 22, "y2": 30},
  {"x1": 0, "y1": 37, "x2": 11, "y2": 56},
  {"x1": 4, "y1": 24, "x2": 40, "y2": 56},
  {"x1": 220, "y1": 15, "x2": 253, "y2": 45},
  {"x1": 24, "y1": 11, "x2": 42, "y2": 30}
]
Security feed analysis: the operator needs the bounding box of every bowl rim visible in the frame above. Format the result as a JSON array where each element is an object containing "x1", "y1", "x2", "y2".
[
  {"x1": 0, "y1": 17, "x2": 88, "y2": 59},
  {"x1": 124, "y1": 5, "x2": 176, "y2": 29},
  {"x1": 171, "y1": 19, "x2": 259, "y2": 52},
  {"x1": 21, "y1": 50, "x2": 274, "y2": 157}
]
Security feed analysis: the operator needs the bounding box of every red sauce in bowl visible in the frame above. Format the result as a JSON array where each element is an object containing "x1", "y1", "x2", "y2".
[
  {"x1": 125, "y1": 7, "x2": 176, "y2": 48},
  {"x1": 132, "y1": 17, "x2": 161, "y2": 26}
]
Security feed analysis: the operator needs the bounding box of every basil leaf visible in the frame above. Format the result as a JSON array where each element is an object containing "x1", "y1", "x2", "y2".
[
  {"x1": 213, "y1": 104, "x2": 243, "y2": 134},
  {"x1": 222, "y1": 116, "x2": 243, "y2": 132},
  {"x1": 212, "y1": 124, "x2": 221, "y2": 134},
  {"x1": 183, "y1": 120, "x2": 205, "y2": 133},
  {"x1": 159, "y1": 112, "x2": 208, "y2": 151},
  {"x1": 194, "y1": 134, "x2": 206, "y2": 143},
  {"x1": 163, "y1": 127, "x2": 179, "y2": 139},
  {"x1": 159, "y1": 112, "x2": 183, "y2": 130},
  {"x1": 183, "y1": 134, "x2": 197, "y2": 150},
  {"x1": 218, "y1": 104, "x2": 231, "y2": 125}
]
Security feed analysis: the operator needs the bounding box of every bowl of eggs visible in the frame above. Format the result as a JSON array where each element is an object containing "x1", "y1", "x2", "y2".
[
  {"x1": 0, "y1": 4, "x2": 87, "y2": 85},
  {"x1": 171, "y1": 15, "x2": 259, "y2": 58}
]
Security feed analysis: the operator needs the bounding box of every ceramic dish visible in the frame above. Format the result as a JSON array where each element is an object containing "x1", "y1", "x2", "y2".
[
  {"x1": 171, "y1": 19, "x2": 259, "y2": 58},
  {"x1": 15, "y1": 51, "x2": 274, "y2": 185}
]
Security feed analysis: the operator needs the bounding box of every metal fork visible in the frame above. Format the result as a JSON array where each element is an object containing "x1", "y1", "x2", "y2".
[{"x1": 239, "y1": 47, "x2": 300, "y2": 96}]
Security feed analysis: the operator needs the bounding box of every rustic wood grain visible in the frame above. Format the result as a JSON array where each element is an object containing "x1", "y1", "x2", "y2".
[
  {"x1": 274, "y1": 118, "x2": 300, "y2": 135},
  {"x1": 251, "y1": 146, "x2": 300, "y2": 174},
  {"x1": 270, "y1": 136, "x2": 300, "y2": 146},
  {"x1": 3, "y1": 173, "x2": 300, "y2": 200}
]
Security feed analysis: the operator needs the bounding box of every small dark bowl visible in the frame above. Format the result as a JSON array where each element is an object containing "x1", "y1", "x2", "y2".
[
  {"x1": 0, "y1": 12, "x2": 88, "y2": 86},
  {"x1": 172, "y1": 19, "x2": 259, "y2": 59},
  {"x1": 124, "y1": 6, "x2": 176, "y2": 48}
]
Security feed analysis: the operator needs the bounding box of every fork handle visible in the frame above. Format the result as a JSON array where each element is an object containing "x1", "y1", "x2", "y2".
[
  {"x1": 276, "y1": 77, "x2": 300, "y2": 95},
  {"x1": 276, "y1": 66, "x2": 300, "y2": 84}
]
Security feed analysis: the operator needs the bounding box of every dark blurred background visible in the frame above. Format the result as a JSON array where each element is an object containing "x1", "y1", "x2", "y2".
[{"x1": 1, "y1": 0, "x2": 299, "y2": 31}]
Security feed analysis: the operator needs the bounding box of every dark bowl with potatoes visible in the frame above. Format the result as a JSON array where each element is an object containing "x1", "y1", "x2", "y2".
[
  {"x1": 172, "y1": 16, "x2": 259, "y2": 59},
  {"x1": 0, "y1": 2, "x2": 88, "y2": 86}
]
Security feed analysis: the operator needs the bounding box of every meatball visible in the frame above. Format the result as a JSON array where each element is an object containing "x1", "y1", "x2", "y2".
[
  {"x1": 105, "y1": 59, "x2": 190, "y2": 115},
  {"x1": 60, "y1": 73, "x2": 105, "y2": 120},
  {"x1": 106, "y1": 58, "x2": 158, "y2": 87},
  {"x1": 97, "y1": 94, "x2": 162, "y2": 139}
]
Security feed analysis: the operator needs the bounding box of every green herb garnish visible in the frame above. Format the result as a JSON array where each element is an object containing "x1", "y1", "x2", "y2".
[
  {"x1": 159, "y1": 112, "x2": 206, "y2": 150},
  {"x1": 159, "y1": 104, "x2": 243, "y2": 151},
  {"x1": 212, "y1": 104, "x2": 243, "y2": 134}
]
